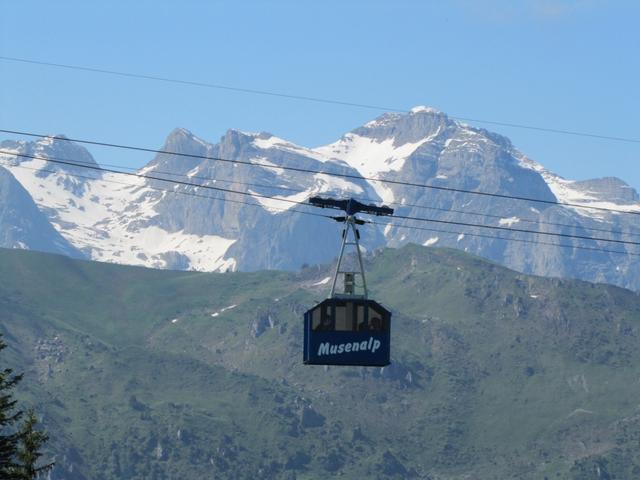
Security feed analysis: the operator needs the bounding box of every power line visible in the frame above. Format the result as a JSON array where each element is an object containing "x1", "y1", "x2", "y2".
[
  {"x1": 106, "y1": 163, "x2": 640, "y2": 239},
  {"x1": 1, "y1": 151, "x2": 638, "y2": 258},
  {"x1": 135, "y1": 163, "x2": 640, "y2": 239},
  {"x1": 361, "y1": 198, "x2": 640, "y2": 238},
  {"x1": 34, "y1": 149, "x2": 640, "y2": 239},
  {"x1": 390, "y1": 212, "x2": 640, "y2": 247},
  {"x1": 43, "y1": 155, "x2": 305, "y2": 195},
  {"x1": 2, "y1": 159, "x2": 636, "y2": 260},
  {"x1": 13, "y1": 144, "x2": 640, "y2": 238},
  {"x1": 1, "y1": 149, "x2": 315, "y2": 209},
  {"x1": 2, "y1": 128, "x2": 640, "y2": 217},
  {"x1": 2, "y1": 148, "x2": 640, "y2": 250},
  {"x1": 367, "y1": 219, "x2": 639, "y2": 258},
  {"x1": 0, "y1": 160, "x2": 332, "y2": 220},
  {"x1": 1, "y1": 55, "x2": 639, "y2": 145}
]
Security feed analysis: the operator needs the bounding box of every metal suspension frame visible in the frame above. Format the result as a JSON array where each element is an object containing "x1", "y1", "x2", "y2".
[
  {"x1": 330, "y1": 215, "x2": 368, "y2": 299},
  {"x1": 307, "y1": 196, "x2": 393, "y2": 299}
]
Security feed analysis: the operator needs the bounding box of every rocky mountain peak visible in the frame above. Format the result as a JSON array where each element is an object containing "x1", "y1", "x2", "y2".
[
  {"x1": 220, "y1": 128, "x2": 272, "y2": 144},
  {"x1": 2, "y1": 135, "x2": 103, "y2": 195},
  {"x1": 216, "y1": 129, "x2": 267, "y2": 159},
  {"x1": 143, "y1": 128, "x2": 210, "y2": 174},
  {"x1": 162, "y1": 128, "x2": 209, "y2": 152},
  {"x1": 34, "y1": 135, "x2": 97, "y2": 165},
  {"x1": 353, "y1": 105, "x2": 451, "y2": 146}
]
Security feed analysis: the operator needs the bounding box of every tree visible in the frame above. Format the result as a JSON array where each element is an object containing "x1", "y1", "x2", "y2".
[
  {"x1": 13, "y1": 410, "x2": 54, "y2": 479},
  {"x1": 0, "y1": 334, "x2": 23, "y2": 479},
  {"x1": 0, "y1": 334, "x2": 53, "y2": 479}
]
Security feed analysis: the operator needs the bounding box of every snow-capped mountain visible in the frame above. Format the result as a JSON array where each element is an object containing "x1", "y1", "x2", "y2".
[
  {"x1": 0, "y1": 165, "x2": 81, "y2": 257},
  {"x1": 1, "y1": 107, "x2": 639, "y2": 290}
]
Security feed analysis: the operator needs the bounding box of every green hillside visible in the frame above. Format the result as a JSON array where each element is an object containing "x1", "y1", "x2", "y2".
[{"x1": 2, "y1": 245, "x2": 640, "y2": 479}]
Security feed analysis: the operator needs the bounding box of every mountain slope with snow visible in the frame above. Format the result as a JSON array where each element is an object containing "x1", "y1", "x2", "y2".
[
  {"x1": 1, "y1": 107, "x2": 639, "y2": 290},
  {"x1": 0, "y1": 137, "x2": 237, "y2": 270},
  {"x1": 0, "y1": 165, "x2": 81, "y2": 257}
]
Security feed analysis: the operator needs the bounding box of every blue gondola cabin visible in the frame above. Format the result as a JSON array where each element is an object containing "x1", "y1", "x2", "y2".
[{"x1": 303, "y1": 298, "x2": 391, "y2": 366}]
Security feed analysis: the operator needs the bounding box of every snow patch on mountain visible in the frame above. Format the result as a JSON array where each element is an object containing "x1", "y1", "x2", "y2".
[
  {"x1": 410, "y1": 105, "x2": 442, "y2": 114},
  {"x1": 516, "y1": 153, "x2": 640, "y2": 218},
  {"x1": 249, "y1": 171, "x2": 364, "y2": 215},
  {"x1": 314, "y1": 133, "x2": 430, "y2": 178},
  {"x1": 210, "y1": 304, "x2": 238, "y2": 317},
  {"x1": 0, "y1": 164, "x2": 81, "y2": 257},
  {"x1": 252, "y1": 134, "x2": 330, "y2": 162},
  {"x1": 499, "y1": 217, "x2": 520, "y2": 227},
  {"x1": 313, "y1": 174, "x2": 364, "y2": 195},
  {"x1": 91, "y1": 225, "x2": 236, "y2": 271},
  {"x1": 313, "y1": 130, "x2": 441, "y2": 203},
  {"x1": 545, "y1": 176, "x2": 640, "y2": 217},
  {"x1": 250, "y1": 157, "x2": 286, "y2": 176},
  {"x1": 441, "y1": 127, "x2": 492, "y2": 155},
  {"x1": 423, "y1": 237, "x2": 439, "y2": 246},
  {"x1": 249, "y1": 188, "x2": 311, "y2": 214},
  {"x1": 3, "y1": 150, "x2": 237, "y2": 271}
]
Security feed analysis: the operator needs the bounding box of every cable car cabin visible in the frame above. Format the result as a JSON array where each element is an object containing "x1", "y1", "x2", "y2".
[
  {"x1": 303, "y1": 298, "x2": 391, "y2": 366},
  {"x1": 303, "y1": 196, "x2": 395, "y2": 367}
]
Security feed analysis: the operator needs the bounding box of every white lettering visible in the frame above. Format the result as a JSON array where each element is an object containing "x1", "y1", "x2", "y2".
[
  {"x1": 315, "y1": 337, "x2": 383, "y2": 357},
  {"x1": 318, "y1": 343, "x2": 330, "y2": 356}
]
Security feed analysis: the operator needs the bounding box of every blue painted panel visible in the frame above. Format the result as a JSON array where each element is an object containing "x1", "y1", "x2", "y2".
[{"x1": 304, "y1": 330, "x2": 390, "y2": 366}]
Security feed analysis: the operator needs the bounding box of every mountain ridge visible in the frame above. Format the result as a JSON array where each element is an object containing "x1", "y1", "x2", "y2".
[{"x1": 0, "y1": 106, "x2": 639, "y2": 290}]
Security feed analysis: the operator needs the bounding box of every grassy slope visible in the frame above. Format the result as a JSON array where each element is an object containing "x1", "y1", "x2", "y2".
[{"x1": 1, "y1": 245, "x2": 640, "y2": 479}]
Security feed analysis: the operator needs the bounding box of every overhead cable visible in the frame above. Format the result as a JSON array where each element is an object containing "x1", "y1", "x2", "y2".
[
  {"x1": 0, "y1": 160, "x2": 331, "y2": 220},
  {"x1": 1, "y1": 152, "x2": 637, "y2": 258},
  {"x1": 1, "y1": 55, "x2": 639, "y2": 144},
  {"x1": 2, "y1": 128, "x2": 640, "y2": 217},
  {"x1": 367, "y1": 219, "x2": 639, "y2": 258},
  {"x1": 2, "y1": 148, "x2": 640, "y2": 249},
  {"x1": 390, "y1": 213, "x2": 640, "y2": 247},
  {"x1": 51, "y1": 155, "x2": 640, "y2": 238}
]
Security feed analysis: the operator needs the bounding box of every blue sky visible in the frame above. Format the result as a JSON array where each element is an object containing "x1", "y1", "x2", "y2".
[{"x1": 1, "y1": 0, "x2": 639, "y2": 190}]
